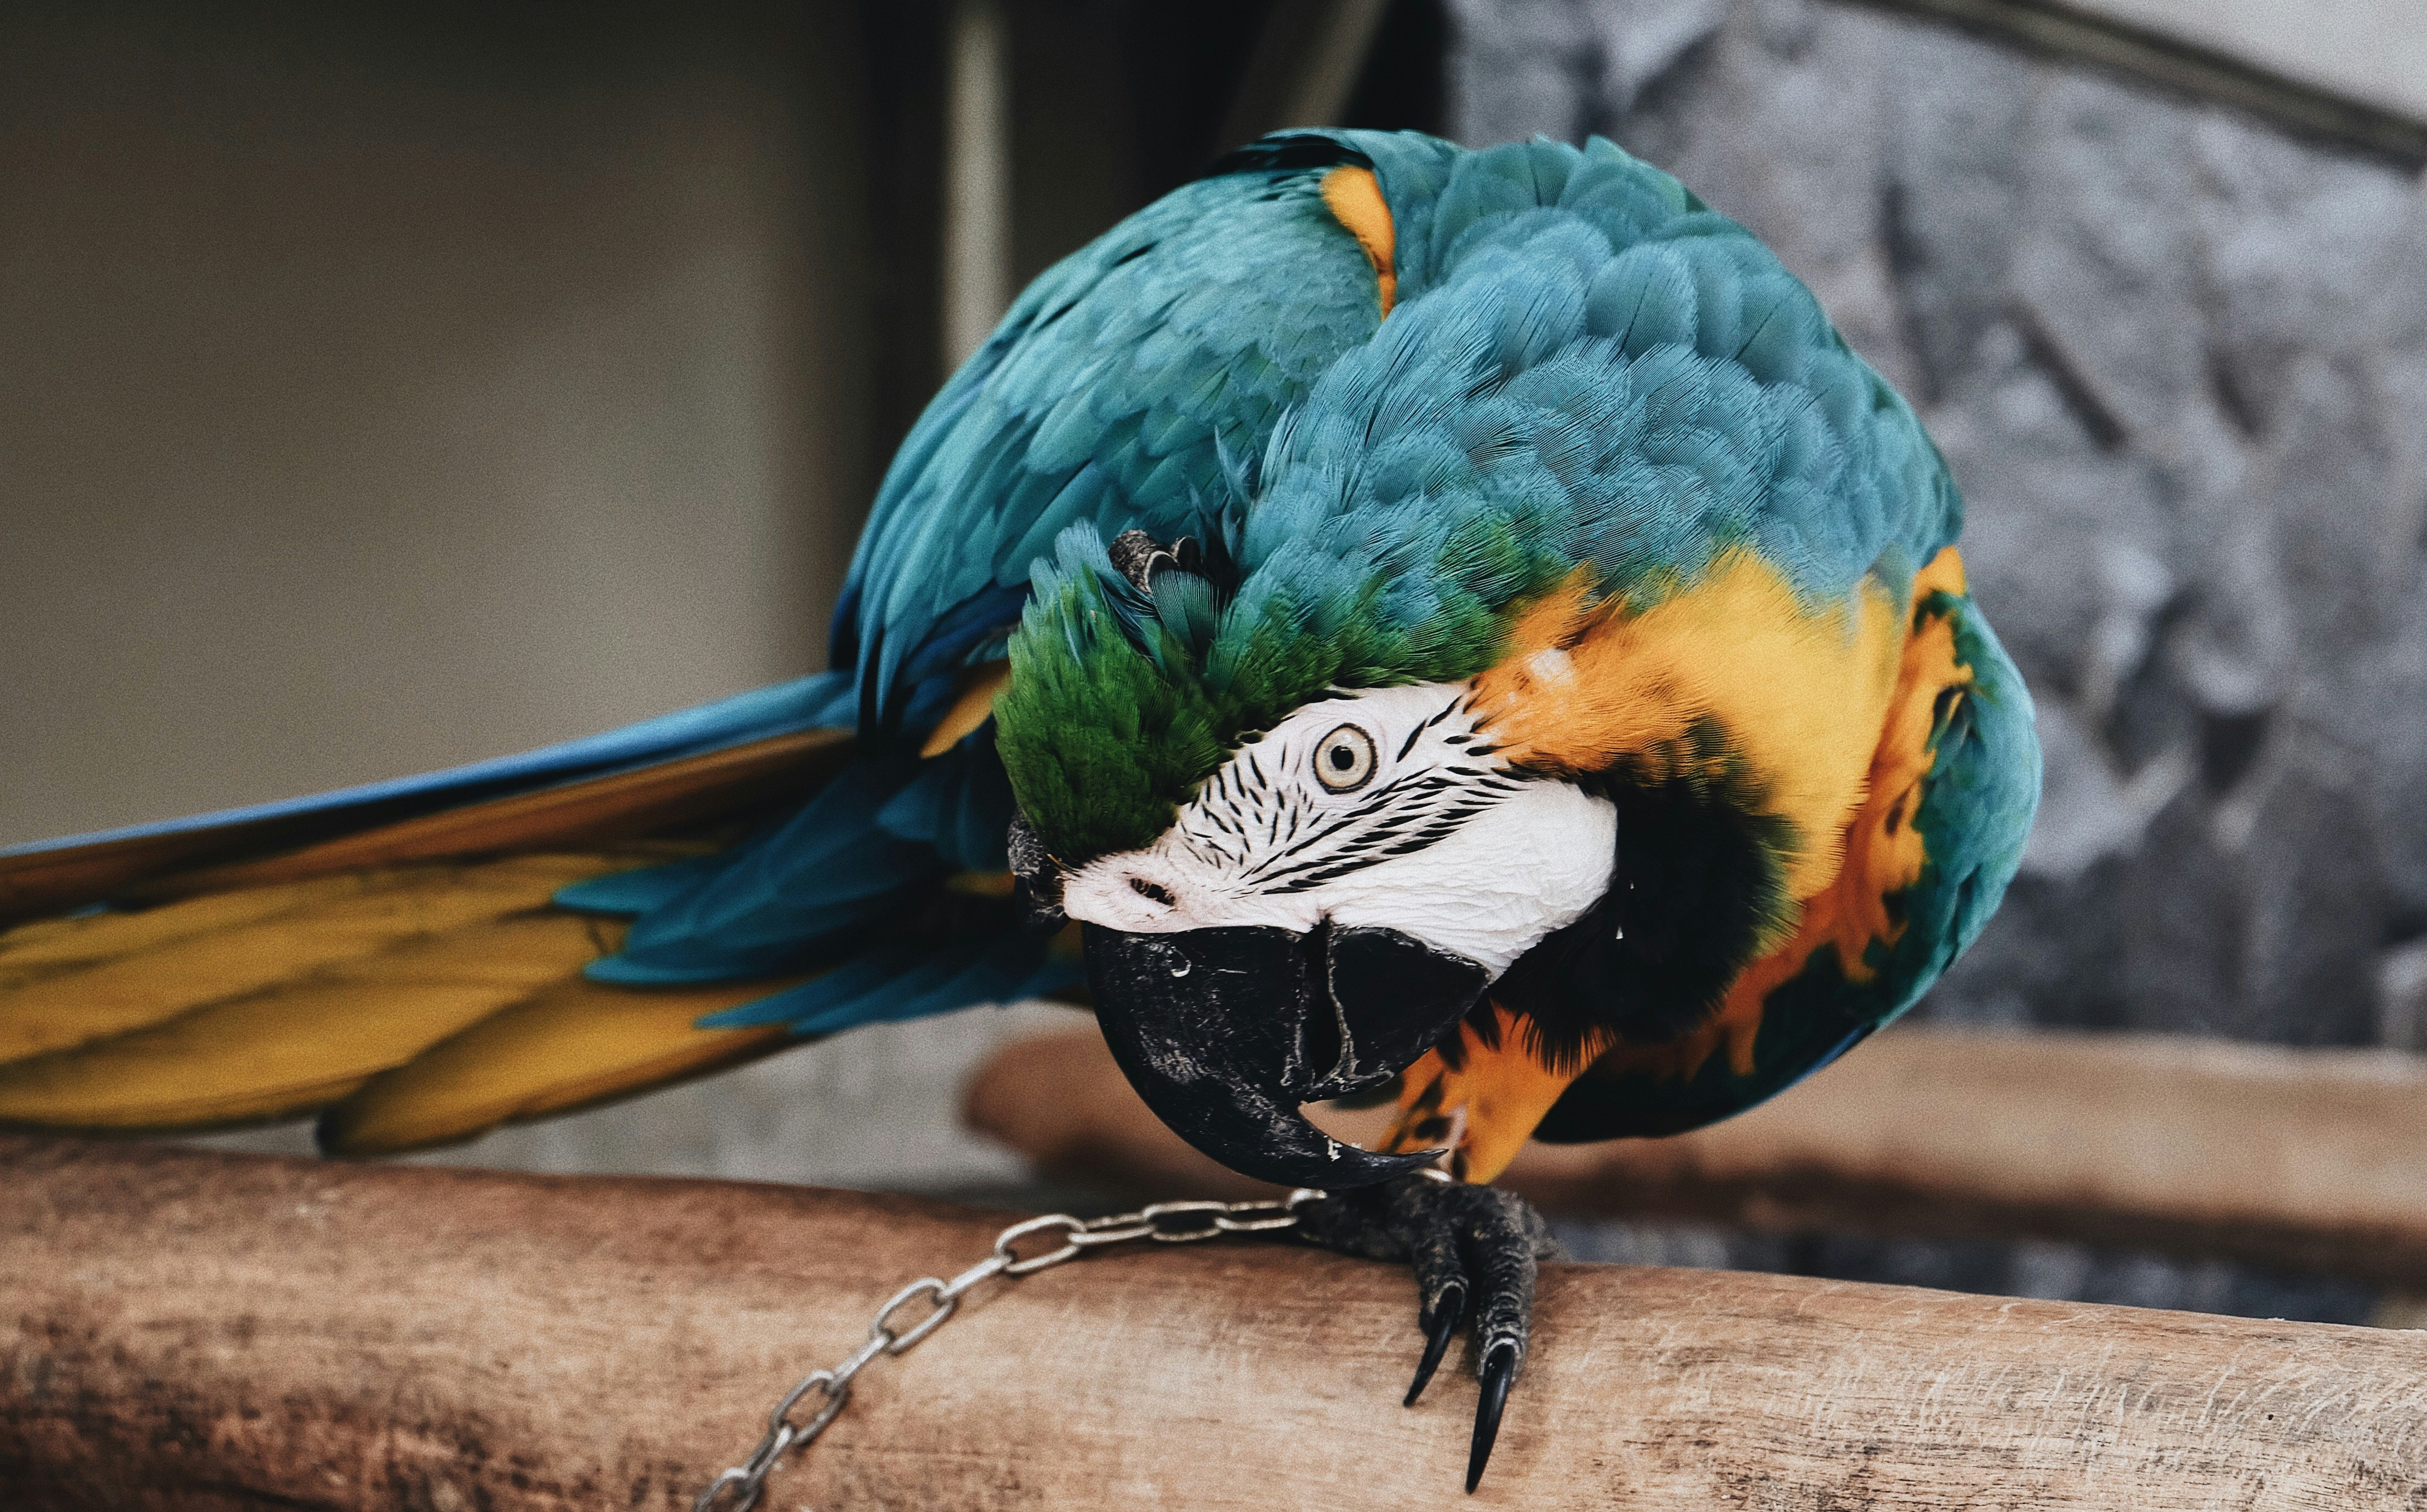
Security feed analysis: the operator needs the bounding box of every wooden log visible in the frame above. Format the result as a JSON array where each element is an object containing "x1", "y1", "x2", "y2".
[
  {"x1": 966, "y1": 1023, "x2": 2427, "y2": 1287},
  {"x1": 7, "y1": 1134, "x2": 2427, "y2": 1509}
]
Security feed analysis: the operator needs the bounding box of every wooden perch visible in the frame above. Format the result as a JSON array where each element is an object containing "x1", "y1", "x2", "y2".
[
  {"x1": 7, "y1": 1135, "x2": 2427, "y2": 1509},
  {"x1": 967, "y1": 1023, "x2": 2427, "y2": 1287}
]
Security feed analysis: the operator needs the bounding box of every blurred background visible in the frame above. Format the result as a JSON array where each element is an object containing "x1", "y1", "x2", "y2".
[{"x1": 7, "y1": 0, "x2": 2426, "y2": 1324}]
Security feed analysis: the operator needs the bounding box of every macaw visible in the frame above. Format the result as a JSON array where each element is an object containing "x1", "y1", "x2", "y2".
[{"x1": 0, "y1": 129, "x2": 2037, "y2": 1490}]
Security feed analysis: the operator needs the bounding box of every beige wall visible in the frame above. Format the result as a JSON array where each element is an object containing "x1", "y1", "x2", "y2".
[{"x1": 0, "y1": 4, "x2": 872, "y2": 848}]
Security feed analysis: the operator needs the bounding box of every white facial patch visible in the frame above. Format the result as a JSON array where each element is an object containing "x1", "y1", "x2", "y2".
[{"x1": 1059, "y1": 682, "x2": 1618, "y2": 977}]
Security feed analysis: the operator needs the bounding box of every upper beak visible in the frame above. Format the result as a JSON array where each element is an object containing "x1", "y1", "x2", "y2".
[{"x1": 1081, "y1": 919, "x2": 1489, "y2": 1187}]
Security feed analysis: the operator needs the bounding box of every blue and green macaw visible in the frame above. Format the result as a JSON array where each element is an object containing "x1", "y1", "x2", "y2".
[{"x1": 0, "y1": 130, "x2": 2037, "y2": 1488}]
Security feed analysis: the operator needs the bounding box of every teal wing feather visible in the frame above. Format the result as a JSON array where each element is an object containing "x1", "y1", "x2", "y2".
[
  {"x1": 832, "y1": 136, "x2": 1416, "y2": 731},
  {"x1": 1534, "y1": 582, "x2": 2042, "y2": 1142}
]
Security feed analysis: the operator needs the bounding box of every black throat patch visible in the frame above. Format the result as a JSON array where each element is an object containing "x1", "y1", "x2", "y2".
[{"x1": 1484, "y1": 768, "x2": 1792, "y2": 1075}]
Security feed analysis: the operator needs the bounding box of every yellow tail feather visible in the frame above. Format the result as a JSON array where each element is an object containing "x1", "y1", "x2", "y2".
[
  {"x1": 319, "y1": 973, "x2": 803, "y2": 1156},
  {"x1": 0, "y1": 727, "x2": 852, "y2": 924},
  {"x1": 0, "y1": 911, "x2": 621, "y2": 1132},
  {"x1": 0, "y1": 851, "x2": 647, "y2": 1065},
  {"x1": 2, "y1": 869, "x2": 389, "y2": 989},
  {"x1": 0, "y1": 729, "x2": 869, "y2": 1149}
]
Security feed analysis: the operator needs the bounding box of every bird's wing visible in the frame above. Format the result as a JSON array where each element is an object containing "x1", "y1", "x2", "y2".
[{"x1": 832, "y1": 133, "x2": 1425, "y2": 730}]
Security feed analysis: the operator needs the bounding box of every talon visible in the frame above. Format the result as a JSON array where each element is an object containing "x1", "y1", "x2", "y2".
[
  {"x1": 1466, "y1": 1340, "x2": 1517, "y2": 1493},
  {"x1": 1406, "y1": 1283, "x2": 1465, "y2": 1406},
  {"x1": 1289, "y1": 1174, "x2": 1545, "y2": 1491}
]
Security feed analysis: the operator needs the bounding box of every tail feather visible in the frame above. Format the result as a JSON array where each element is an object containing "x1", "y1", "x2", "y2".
[
  {"x1": 550, "y1": 846, "x2": 730, "y2": 918},
  {"x1": 0, "y1": 668, "x2": 1057, "y2": 1155},
  {"x1": 0, "y1": 844, "x2": 837, "y2": 1147},
  {"x1": 583, "y1": 760, "x2": 952, "y2": 985},
  {"x1": 0, "y1": 672, "x2": 854, "y2": 924},
  {"x1": 699, "y1": 924, "x2": 1080, "y2": 1037},
  {"x1": 127, "y1": 730, "x2": 851, "y2": 907},
  {"x1": 317, "y1": 971, "x2": 804, "y2": 1155},
  {"x1": 0, "y1": 852, "x2": 642, "y2": 1065},
  {"x1": 0, "y1": 909, "x2": 620, "y2": 1131},
  {"x1": 2, "y1": 869, "x2": 382, "y2": 989}
]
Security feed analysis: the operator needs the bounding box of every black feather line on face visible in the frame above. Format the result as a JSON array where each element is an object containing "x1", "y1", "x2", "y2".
[
  {"x1": 1157, "y1": 690, "x2": 1522, "y2": 903},
  {"x1": 1271, "y1": 810, "x2": 1488, "y2": 890},
  {"x1": 1232, "y1": 757, "x2": 1493, "y2": 889},
  {"x1": 1396, "y1": 701, "x2": 1464, "y2": 760}
]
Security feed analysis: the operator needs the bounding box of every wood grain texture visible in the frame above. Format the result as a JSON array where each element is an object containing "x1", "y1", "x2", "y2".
[
  {"x1": 7, "y1": 1133, "x2": 2427, "y2": 1510},
  {"x1": 966, "y1": 1023, "x2": 2427, "y2": 1287}
]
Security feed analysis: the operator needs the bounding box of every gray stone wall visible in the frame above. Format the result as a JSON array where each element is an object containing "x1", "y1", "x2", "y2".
[{"x1": 1452, "y1": 0, "x2": 2427, "y2": 1053}]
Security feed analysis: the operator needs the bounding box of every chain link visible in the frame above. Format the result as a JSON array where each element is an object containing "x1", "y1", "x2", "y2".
[{"x1": 692, "y1": 1187, "x2": 1328, "y2": 1512}]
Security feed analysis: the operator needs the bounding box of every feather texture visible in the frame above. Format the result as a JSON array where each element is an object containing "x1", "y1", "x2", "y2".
[
  {"x1": 0, "y1": 911, "x2": 619, "y2": 1130},
  {"x1": 0, "y1": 852, "x2": 641, "y2": 1066},
  {"x1": 0, "y1": 847, "x2": 805, "y2": 1140},
  {"x1": 832, "y1": 135, "x2": 1401, "y2": 731},
  {"x1": 124, "y1": 730, "x2": 851, "y2": 907},
  {"x1": 318, "y1": 974, "x2": 800, "y2": 1156},
  {"x1": 0, "y1": 673, "x2": 855, "y2": 924}
]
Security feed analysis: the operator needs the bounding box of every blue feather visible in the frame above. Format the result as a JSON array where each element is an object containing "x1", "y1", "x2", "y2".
[
  {"x1": 583, "y1": 761, "x2": 947, "y2": 986},
  {"x1": 5, "y1": 671, "x2": 856, "y2": 862},
  {"x1": 698, "y1": 930, "x2": 1078, "y2": 1036}
]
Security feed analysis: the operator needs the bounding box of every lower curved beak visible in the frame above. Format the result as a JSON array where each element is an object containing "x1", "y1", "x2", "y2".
[{"x1": 1081, "y1": 920, "x2": 1489, "y2": 1187}]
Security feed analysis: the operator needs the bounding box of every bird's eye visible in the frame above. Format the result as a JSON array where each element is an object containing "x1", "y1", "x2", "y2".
[{"x1": 1313, "y1": 724, "x2": 1377, "y2": 793}]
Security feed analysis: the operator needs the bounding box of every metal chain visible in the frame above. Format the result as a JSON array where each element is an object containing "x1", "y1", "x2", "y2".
[{"x1": 692, "y1": 1187, "x2": 1329, "y2": 1512}]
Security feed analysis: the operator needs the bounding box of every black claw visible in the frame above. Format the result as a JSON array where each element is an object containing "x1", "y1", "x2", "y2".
[
  {"x1": 1466, "y1": 1342, "x2": 1517, "y2": 1493},
  {"x1": 1290, "y1": 1176, "x2": 1548, "y2": 1491},
  {"x1": 1405, "y1": 1284, "x2": 1465, "y2": 1406}
]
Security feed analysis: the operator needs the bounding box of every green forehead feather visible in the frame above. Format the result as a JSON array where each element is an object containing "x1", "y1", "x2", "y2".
[
  {"x1": 995, "y1": 563, "x2": 1228, "y2": 864},
  {"x1": 993, "y1": 524, "x2": 1534, "y2": 861}
]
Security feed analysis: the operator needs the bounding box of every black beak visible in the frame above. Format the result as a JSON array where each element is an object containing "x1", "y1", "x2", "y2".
[{"x1": 1082, "y1": 920, "x2": 1490, "y2": 1188}]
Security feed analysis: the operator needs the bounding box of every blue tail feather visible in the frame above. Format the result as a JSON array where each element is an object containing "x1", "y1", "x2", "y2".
[
  {"x1": 873, "y1": 741, "x2": 1017, "y2": 873},
  {"x1": 698, "y1": 927, "x2": 1078, "y2": 1037},
  {"x1": 582, "y1": 760, "x2": 949, "y2": 986},
  {"x1": 553, "y1": 849, "x2": 732, "y2": 918},
  {"x1": 5, "y1": 671, "x2": 858, "y2": 862}
]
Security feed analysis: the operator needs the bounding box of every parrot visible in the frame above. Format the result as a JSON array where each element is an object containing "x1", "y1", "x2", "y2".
[{"x1": 0, "y1": 129, "x2": 2038, "y2": 1490}]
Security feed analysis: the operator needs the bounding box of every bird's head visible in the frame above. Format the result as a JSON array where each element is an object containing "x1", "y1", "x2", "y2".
[
  {"x1": 989, "y1": 341, "x2": 1656, "y2": 1187},
  {"x1": 1008, "y1": 631, "x2": 1617, "y2": 1187}
]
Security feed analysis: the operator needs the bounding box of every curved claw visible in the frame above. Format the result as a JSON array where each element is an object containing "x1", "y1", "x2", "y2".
[
  {"x1": 1293, "y1": 1175, "x2": 1555, "y2": 1490},
  {"x1": 1466, "y1": 1341, "x2": 1517, "y2": 1493},
  {"x1": 1406, "y1": 1283, "x2": 1465, "y2": 1407}
]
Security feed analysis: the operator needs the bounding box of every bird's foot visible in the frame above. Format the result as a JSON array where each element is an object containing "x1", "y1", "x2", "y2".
[{"x1": 1293, "y1": 1171, "x2": 1561, "y2": 1492}]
